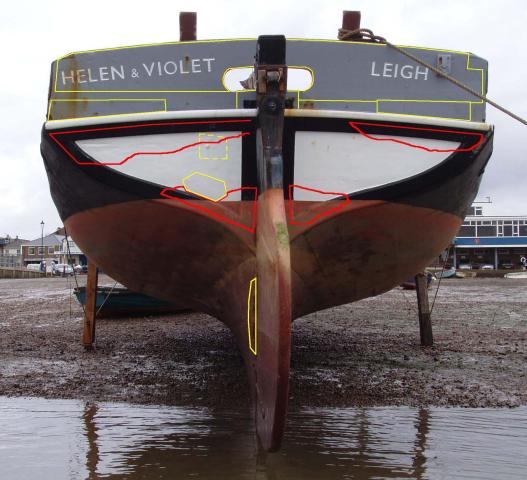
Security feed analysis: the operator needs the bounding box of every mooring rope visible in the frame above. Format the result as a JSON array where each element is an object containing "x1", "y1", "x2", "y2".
[
  {"x1": 95, "y1": 281, "x2": 119, "y2": 316},
  {"x1": 430, "y1": 245, "x2": 452, "y2": 316},
  {"x1": 338, "y1": 28, "x2": 527, "y2": 126},
  {"x1": 63, "y1": 226, "x2": 85, "y2": 317}
]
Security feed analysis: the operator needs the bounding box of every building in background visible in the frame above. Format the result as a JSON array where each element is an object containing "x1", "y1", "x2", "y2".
[
  {"x1": 21, "y1": 233, "x2": 64, "y2": 267},
  {"x1": 59, "y1": 236, "x2": 86, "y2": 266},
  {"x1": 451, "y1": 205, "x2": 527, "y2": 269},
  {"x1": 0, "y1": 235, "x2": 29, "y2": 267}
]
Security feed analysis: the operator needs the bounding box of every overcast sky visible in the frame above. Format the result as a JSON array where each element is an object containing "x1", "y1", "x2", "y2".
[{"x1": 1, "y1": 0, "x2": 526, "y2": 239}]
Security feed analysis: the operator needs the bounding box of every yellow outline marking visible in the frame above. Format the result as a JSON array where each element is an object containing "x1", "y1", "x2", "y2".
[
  {"x1": 54, "y1": 38, "x2": 255, "y2": 93},
  {"x1": 198, "y1": 133, "x2": 228, "y2": 160},
  {"x1": 230, "y1": 66, "x2": 314, "y2": 110},
  {"x1": 222, "y1": 65, "x2": 315, "y2": 93},
  {"x1": 247, "y1": 277, "x2": 257, "y2": 355},
  {"x1": 296, "y1": 49, "x2": 484, "y2": 121},
  {"x1": 56, "y1": 38, "x2": 258, "y2": 60},
  {"x1": 55, "y1": 37, "x2": 474, "y2": 60},
  {"x1": 377, "y1": 100, "x2": 470, "y2": 121},
  {"x1": 182, "y1": 172, "x2": 227, "y2": 202},
  {"x1": 51, "y1": 39, "x2": 485, "y2": 121},
  {"x1": 46, "y1": 98, "x2": 167, "y2": 121}
]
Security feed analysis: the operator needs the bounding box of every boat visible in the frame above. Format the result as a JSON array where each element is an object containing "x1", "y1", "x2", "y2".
[
  {"x1": 73, "y1": 286, "x2": 189, "y2": 318},
  {"x1": 40, "y1": 12, "x2": 494, "y2": 450},
  {"x1": 401, "y1": 272, "x2": 434, "y2": 290},
  {"x1": 504, "y1": 272, "x2": 527, "y2": 279},
  {"x1": 437, "y1": 267, "x2": 457, "y2": 279},
  {"x1": 427, "y1": 266, "x2": 457, "y2": 279}
]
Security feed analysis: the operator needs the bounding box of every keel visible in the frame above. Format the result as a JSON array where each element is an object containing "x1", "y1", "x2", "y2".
[
  {"x1": 255, "y1": 189, "x2": 292, "y2": 451},
  {"x1": 253, "y1": 35, "x2": 292, "y2": 451}
]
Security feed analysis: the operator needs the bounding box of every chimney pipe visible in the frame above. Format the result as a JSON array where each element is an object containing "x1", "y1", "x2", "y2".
[
  {"x1": 340, "y1": 11, "x2": 368, "y2": 42},
  {"x1": 180, "y1": 12, "x2": 197, "y2": 41}
]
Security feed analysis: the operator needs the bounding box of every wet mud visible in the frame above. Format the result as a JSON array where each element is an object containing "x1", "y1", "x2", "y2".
[{"x1": 0, "y1": 276, "x2": 525, "y2": 408}]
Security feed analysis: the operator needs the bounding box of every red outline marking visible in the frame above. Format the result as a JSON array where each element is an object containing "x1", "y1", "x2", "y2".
[
  {"x1": 49, "y1": 119, "x2": 257, "y2": 233},
  {"x1": 288, "y1": 185, "x2": 350, "y2": 225},
  {"x1": 49, "y1": 120, "x2": 251, "y2": 166},
  {"x1": 160, "y1": 185, "x2": 258, "y2": 233},
  {"x1": 58, "y1": 132, "x2": 248, "y2": 166},
  {"x1": 50, "y1": 119, "x2": 251, "y2": 136},
  {"x1": 349, "y1": 121, "x2": 484, "y2": 153}
]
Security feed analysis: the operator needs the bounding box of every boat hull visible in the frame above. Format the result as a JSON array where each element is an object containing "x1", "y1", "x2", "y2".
[
  {"x1": 63, "y1": 198, "x2": 462, "y2": 314},
  {"x1": 41, "y1": 111, "x2": 493, "y2": 450}
]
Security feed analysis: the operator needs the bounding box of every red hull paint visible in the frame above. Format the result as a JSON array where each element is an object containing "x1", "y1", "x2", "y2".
[{"x1": 65, "y1": 197, "x2": 461, "y2": 449}]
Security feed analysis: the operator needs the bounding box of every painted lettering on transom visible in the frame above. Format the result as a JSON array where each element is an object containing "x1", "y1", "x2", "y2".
[
  {"x1": 59, "y1": 58, "x2": 216, "y2": 86},
  {"x1": 370, "y1": 61, "x2": 429, "y2": 81}
]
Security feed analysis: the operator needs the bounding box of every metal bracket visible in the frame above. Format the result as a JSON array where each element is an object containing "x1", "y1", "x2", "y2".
[
  {"x1": 436, "y1": 54, "x2": 451, "y2": 75},
  {"x1": 255, "y1": 36, "x2": 288, "y2": 192}
]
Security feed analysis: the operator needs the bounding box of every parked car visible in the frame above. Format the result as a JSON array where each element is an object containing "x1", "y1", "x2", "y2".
[
  {"x1": 458, "y1": 264, "x2": 472, "y2": 270},
  {"x1": 27, "y1": 262, "x2": 53, "y2": 273},
  {"x1": 500, "y1": 263, "x2": 515, "y2": 269},
  {"x1": 480, "y1": 264, "x2": 495, "y2": 270},
  {"x1": 53, "y1": 263, "x2": 74, "y2": 276}
]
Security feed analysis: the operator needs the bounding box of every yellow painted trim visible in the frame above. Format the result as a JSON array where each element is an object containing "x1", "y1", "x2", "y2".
[
  {"x1": 300, "y1": 99, "x2": 378, "y2": 103},
  {"x1": 288, "y1": 38, "x2": 472, "y2": 56},
  {"x1": 247, "y1": 277, "x2": 257, "y2": 355},
  {"x1": 52, "y1": 38, "x2": 485, "y2": 121},
  {"x1": 46, "y1": 100, "x2": 53, "y2": 122},
  {"x1": 47, "y1": 98, "x2": 167, "y2": 121},
  {"x1": 380, "y1": 99, "x2": 471, "y2": 103},
  {"x1": 375, "y1": 110, "x2": 469, "y2": 122},
  {"x1": 298, "y1": 48, "x2": 484, "y2": 121},
  {"x1": 221, "y1": 65, "x2": 249, "y2": 92},
  {"x1": 56, "y1": 38, "x2": 258, "y2": 61},
  {"x1": 221, "y1": 64, "x2": 314, "y2": 92},
  {"x1": 56, "y1": 37, "x2": 473, "y2": 59},
  {"x1": 301, "y1": 98, "x2": 481, "y2": 122}
]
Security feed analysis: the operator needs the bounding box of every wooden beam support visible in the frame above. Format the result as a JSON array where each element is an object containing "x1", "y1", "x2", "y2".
[
  {"x1": 415, "y1": 273, "x2": 433, "y2": 346},
  {"x1": 82, "y1": 259, "x2": 99, "y2": 350}
]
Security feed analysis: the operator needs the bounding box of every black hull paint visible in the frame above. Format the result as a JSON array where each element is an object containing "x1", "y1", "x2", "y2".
[{"x1": 41, "y1": 116, "x2": 493, "y2": 223}]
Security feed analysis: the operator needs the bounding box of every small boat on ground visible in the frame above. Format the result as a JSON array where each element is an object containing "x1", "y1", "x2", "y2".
[
  {"x1": 428, "y1": 267, "x2": 457, "y2": 279},
  {"x1": 401, "y1": 272, "x2": 434, "y2": 290},
  {"x1": 40, "y1": 12, "x2": 494, "y2": 450},
  {"x1": 504, "y1": 272, "x2": 527, "y2": 279},
  {"x1": 73, "y1": 286, "x2": 188, "y2": 318}
]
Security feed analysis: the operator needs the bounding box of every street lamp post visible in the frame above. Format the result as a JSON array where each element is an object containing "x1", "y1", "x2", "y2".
[{"x1": 40, "y1": 220, "x2": 44, "y2": 271}]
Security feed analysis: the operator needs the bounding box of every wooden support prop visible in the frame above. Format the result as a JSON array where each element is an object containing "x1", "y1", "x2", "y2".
[
  {"x1": 82, "y1": 259, "x2": 99, "y2": 349},
  {"x1": 179, "y1": 12, "x2": 197, "y2": 41},
  {"x1": 415, "y1": 273, "x2": 433, "y2": 346}
]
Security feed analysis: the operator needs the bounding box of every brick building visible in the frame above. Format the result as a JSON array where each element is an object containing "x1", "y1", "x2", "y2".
[
  {"x1": 21, "y1": 233, "x2": 64, "y2": 267},
  {"x1": 0, "y1": 236, "x2": 29, "y2": 268}
]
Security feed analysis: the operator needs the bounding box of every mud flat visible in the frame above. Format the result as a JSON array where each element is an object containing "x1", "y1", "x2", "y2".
[{"x1": 0, "y1": 276, "x2": 525, "y2": 408}]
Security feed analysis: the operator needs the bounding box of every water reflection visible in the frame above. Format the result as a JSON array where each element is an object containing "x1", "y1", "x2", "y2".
[
  {"x1": 0, "y1": 397, "x2": 526, "y2": 479},
  {"x1": 412, "y1": 408, "x2": 429, "y2": 479},
  {"x1": 83, "y1": 403, "x2": 99, "y2": 480}
]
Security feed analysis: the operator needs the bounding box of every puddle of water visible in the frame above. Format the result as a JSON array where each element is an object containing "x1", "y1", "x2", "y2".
[{"x1": 0, "y1": 397, "x2": 525, "y2": 479}]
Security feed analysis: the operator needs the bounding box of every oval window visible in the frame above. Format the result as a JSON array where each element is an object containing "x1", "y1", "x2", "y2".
[{"x1": 223, "y1": 67, "x2": 313, "y2": 92}]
